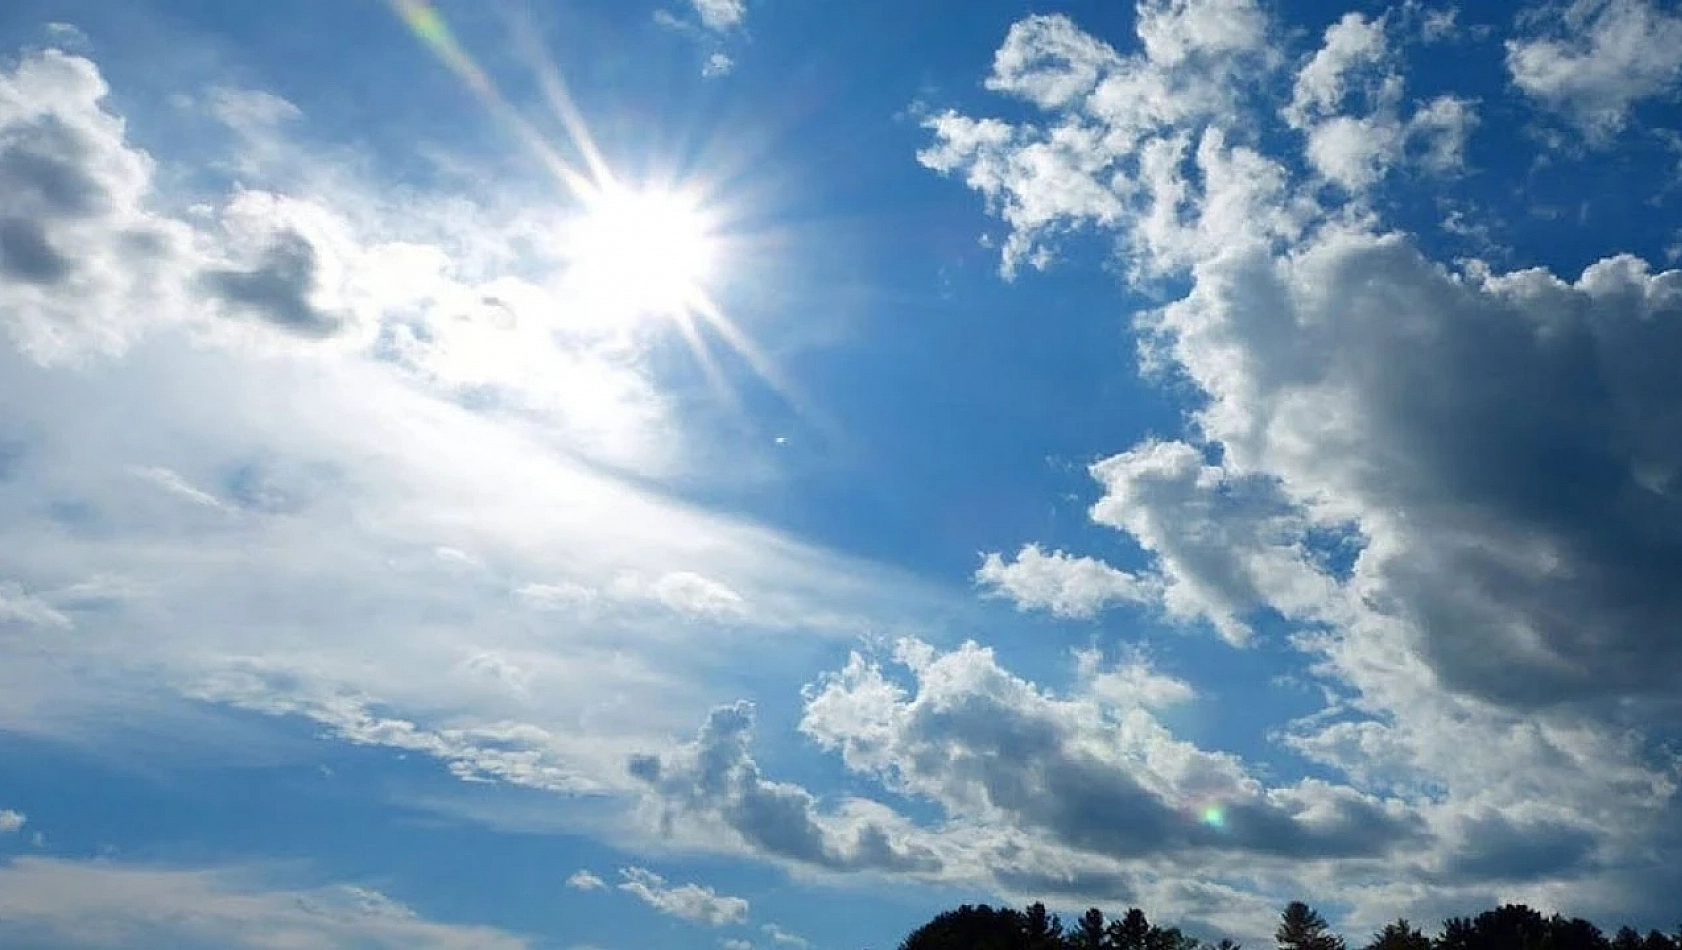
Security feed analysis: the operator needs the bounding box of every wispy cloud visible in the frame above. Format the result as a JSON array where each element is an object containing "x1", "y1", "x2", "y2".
[
  {"x1": 0, "y1": 857, "x2": 529, "y2": 948},
  {"x1": 616, "y1": 867, "x2": 749, "y2": 926},
  {"x1": 566, "y1": 869, "x2": 605, "y2": 891}
]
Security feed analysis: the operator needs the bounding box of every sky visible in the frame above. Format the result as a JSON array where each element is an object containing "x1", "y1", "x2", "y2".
[{"x1": 1, "y1": 0, "x2": 1681, "y2": 948}]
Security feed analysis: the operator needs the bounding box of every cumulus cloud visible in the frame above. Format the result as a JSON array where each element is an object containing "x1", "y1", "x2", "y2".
[
  {"x1": 628, "y1": 701, "x2": 942, "y2": 874},
  {"x1": 691, "y1": 0, "x2": 746, "y2": 32},
  {"x1": 615, "y1": 867, "x2": 748, "y2": 926},
  {"x1": 920, "y1": 0, "x2": 1682, "y2": 931},
  {"x1": 0, "y1": 810, "x2": 24, "y2": 834},
  {"x1": 802, "y1": 640, "x2": 1421, "y2": 862},
  {"x1": 1507, "y1": 0, "x2": 1682, "y2": 138},
  {"x1": 975, "y1": 544, "x2": 1152, "y2": 619},
  {"x1": 0, "y1": 857, "x2": 528, "y2": 949},
  {"x1": 1282, "y1": 11, "x2": 1477, "y2": 190},
  {"x1": 0, "y1": 49, "x2": 192, "y2": 363}
]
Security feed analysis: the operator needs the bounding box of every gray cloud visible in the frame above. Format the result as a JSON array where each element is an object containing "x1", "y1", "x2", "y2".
[
  {"x1": 1435, "y1": 812, "x2": 1602, "y2": 884},
  {"x1": 629, "y1": 701, "x2": 941, "y2": 874},
  {"x1": 0, "y1": 112, "x2": 112, "y2": 220},
  {"x1": 920, "y1": 1, "x2": 1682, "y2": 929},
  {"x1": 0, "y1": 217, "x2": 70, "y2": 283},
  {"x1": 802, "y1": 642, "x2": 1423, "y2": 863},
  {"x1": 0, "y1": 49, "x2": 190, "y2": 363},
  {"x1": 203, "y1": 230, "x2": 344, "y2": 337}
]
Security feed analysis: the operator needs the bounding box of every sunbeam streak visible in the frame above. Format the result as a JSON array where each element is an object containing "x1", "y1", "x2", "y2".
[{"x1": 386, "y1": 0, "x2": 797, "y2": 415}]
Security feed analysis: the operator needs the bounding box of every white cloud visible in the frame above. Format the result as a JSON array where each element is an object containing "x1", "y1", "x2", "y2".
[
  {"x1": 1286, "y1": 12, "x2": 1389, "y2": 126},
  {"x1": 0, "y1": 857, "x2": 528, "y2": 949},
  {"x1": 919, "y1": 0, "x2": 1682, "y2": 931},
  {"x1": 801, "y1": 640, "x2": 1419, "y2": 863},
  {"x1": 566, "y1": 870, "x2": 605, "y2": 891},
  {"x1": 761, "y1": 923, "x2": 810, "y2": 948},
  {"x1": 615, "y1": 867, "x2": 748, "y2": 926},
  {"x1": 691, "y1": 0, "x2": 746, "y2": 32},
  {"x1": 1419, "y1": 6, "x2": 1459, "y2": 43},
  {"x1": 975, "y1": 544, "x2": 1152, "y2": 618},
  {"x1": 0, "y1": 46, "x2": 957, "y2": 822},
  {"x1": 0, "y1": 49, "x2": 194, "y2": 364},
  {"x1": 723, "y1": 940, "x2": 754, "y2": 950},
  {"x1": 0, "y1": 810, "x2": 24, "y2": 834},
  {"x1": 0, "y1": 584, "x2": 72, "y2": 630},
  {"x1": 704, "y1": 53, "x2": 735, "y2": 77},
  {"x1": 1282, "y1": 12, "x2": 1477, "y2": 190},
  {"x1": 1507, "y1": 0, "x2": 1682, "y2": 138},
  {"x1": 628, "y1": 702, "x2": 940, "y2": 874}
]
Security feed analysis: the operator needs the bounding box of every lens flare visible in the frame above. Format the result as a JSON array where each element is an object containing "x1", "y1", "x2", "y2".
[{"x1": 1200, "y1": 806, "x2": 1227, "y2": 829}]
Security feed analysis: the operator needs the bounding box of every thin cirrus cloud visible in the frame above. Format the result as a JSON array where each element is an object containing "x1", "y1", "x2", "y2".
[
  {"x1": 0, "y1": 857, "x2": 530, "y2": 949},
  {"x1": 0, "y1": 42, "x2": 950, "y2": 817}
]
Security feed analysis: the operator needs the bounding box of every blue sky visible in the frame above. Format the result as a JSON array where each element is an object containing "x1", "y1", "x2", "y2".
[{"x1": 1, "y1": 0, "x2": 1681, "y2": 948}]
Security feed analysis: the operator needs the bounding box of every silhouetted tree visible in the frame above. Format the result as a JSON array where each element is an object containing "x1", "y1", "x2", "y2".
[
  {"x1": 1278, "y1": 902, "x2": 1345, "y2": 950},
  {"x1": 1110, "y1": 908, "x2": 1155, "y2": 950},
  {"x1": 892, "y1": 895, "x2": 1663, "y2": 950},
  {"x1": 1366, "y1": 919, "x2": 1431, "y2": 950},
  {"x1": 1474, "y1": 904, "x2": 1550, "y2": 950},
  {"x1": 898, "y1": 904, "x2": 1024, "y2": 950},
  {"x1": 1642, "y1": 932, "x2": 1680, "y2": 950},
  {"x1": 1613, "y1": 928, "x2": 1646, "y2": 950},
  {"x1": 1544, "y1": 914, "x2": 1607, "y2": 950},
  {"x1": 1072, "y1": 909, "x2": 1107, "y2": 950},
  {"x1": 1150, "y1": 924, "x2": 1202, "y2": 950},
  {"x1": 1437, "y1": 917, "x2": 1479, "y2": 950},
  {"x1": 1023, "y1": 902, "x2": 1065, "y2": 950}
]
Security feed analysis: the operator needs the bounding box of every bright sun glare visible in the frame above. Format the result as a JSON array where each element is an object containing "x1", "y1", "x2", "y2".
[{"x1": 564, "y1": 183, "x2": 719, "y2": 319}]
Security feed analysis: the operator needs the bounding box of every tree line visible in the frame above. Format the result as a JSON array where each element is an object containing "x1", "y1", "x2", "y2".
[{"x1": 894, "y1": 899, "x2": 1682, "y2": 950}]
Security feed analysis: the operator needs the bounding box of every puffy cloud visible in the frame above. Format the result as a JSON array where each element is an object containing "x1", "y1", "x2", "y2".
[
  {"x1": 565, "y1": 870, "x2": 605, "y2": 891},
  {"x1": 975, "y1": 544, "x2": 1152, "y2": 619},
  {"x1": 0, "y1": 857, "x2": 528, "y2": 949},
  {"x1": 0, "y1": 49, "x2": 192, "y2": 364},
  {"x1": 1285, "y1": 12, "x2": 1389, "y2": 126},
  {"x1": 628, "y1": 702, "x2": 941, "y2": 874},
  {"x1": 703, "y1": 53, "x2": 735, "y2": 77},
  {"x1": 691, "y1": 0, "x2": 746, "y2": 32},
  {"x1": 1282, "y1": 11, "x2": 1478, "y2": 190},
  {"x1": 801, "y1": 640, "x2": 1422, "y2": 862},
  {"x1": 918, "y1": 5, "x2": 1273, "y2": 279},
  {"x1": 0, "y1": 810, "x2": 24, "y2": 833},
  {"x1": 1507, "y1": 0, "x2": 1682, "y2": 138},
  {"x1": 921, "y1": 0, "x2": 1682, "y2": 930},
  {"x1": 615, "y1": 867, "x2": 748, "y2": 926}
]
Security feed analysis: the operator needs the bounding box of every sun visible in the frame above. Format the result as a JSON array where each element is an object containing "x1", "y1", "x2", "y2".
[{"x1": 562, "y1": 182, "x2": 719, "y2": 320}]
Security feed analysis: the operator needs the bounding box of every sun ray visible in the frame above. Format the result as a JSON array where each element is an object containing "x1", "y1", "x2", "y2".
[
  {"x1": 672, "y1": 313, "x2": 742, "y2": 413},
  {"x1": 387, "y1": 0, "x2": 809, "y2": 425}
]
